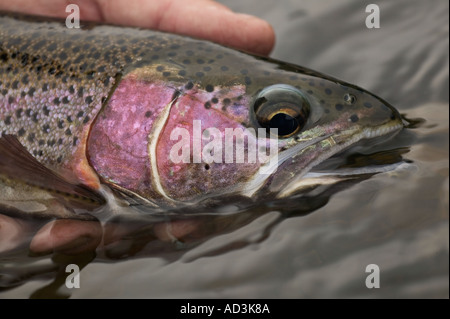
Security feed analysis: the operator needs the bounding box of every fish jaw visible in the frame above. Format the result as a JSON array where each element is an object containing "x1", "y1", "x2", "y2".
[{"x1": 240, "y1": 86, "x2": 405, "y2": 198}]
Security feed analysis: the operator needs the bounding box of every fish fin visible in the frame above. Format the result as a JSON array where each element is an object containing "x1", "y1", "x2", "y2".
[{"x1": 0, "y1": 135, "x2": 105, "y2": 208}]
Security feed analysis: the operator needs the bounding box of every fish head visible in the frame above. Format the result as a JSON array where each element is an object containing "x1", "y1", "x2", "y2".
[{"x1": 87, "y1": 40, "x2": 403, "y2": 208}]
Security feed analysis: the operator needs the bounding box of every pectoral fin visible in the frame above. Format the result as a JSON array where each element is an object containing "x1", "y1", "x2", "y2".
[{"x1": 0, "y1": 135, "x2": 105, "y2": 211}]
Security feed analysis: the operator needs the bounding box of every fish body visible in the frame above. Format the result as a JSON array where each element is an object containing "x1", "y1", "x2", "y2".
[{"x1": 0, "y1": 13, "x2": 404, "y2": 213}]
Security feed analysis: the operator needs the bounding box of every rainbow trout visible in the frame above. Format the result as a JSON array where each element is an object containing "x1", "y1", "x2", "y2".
[{"x1": 0, "y1": 13, "x2": 404, "y2": 217}]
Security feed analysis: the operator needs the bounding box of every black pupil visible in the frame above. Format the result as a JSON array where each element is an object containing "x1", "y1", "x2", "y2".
[{"x1": 269, "y1": 113, "x2": 299, "y2": 136}]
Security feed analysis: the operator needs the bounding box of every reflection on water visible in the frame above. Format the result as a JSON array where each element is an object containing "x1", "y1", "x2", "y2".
[{"x1": 1, "y1": 0, "x2": 448, "y2": 298}]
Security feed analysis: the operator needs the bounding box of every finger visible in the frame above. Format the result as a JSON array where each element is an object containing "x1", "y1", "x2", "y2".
[
  {"x1": 0, "y1": 0, "x2": 275, "y2": 55},
  {"x1": 0, "y1": 214, "x2": 31, "y2": 253},
  {"x1": 96, "y1": 0, "x2": 275, "y2": 55},
  {"x1": 30, "y1": 219, "x2": 102, "y2": 255}
]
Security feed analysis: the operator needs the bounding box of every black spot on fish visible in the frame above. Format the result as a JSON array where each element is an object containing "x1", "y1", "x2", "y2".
[
  {"x1": 27, "y1": 133, "x2": 35, "y2": 143},
  {"x1": 205, "y1": 84, "x2": 214, "y2": 92},
  {"x1": 15, "y1": 108, "x2": 23, "y2": 118},
  {"x1": 335, "y1": 104, "x2": 344, "y2": 111},
  {"x1": 65, "y1": 128, "x2": 72, "y2": 136},
  {"x1": 4, "y1": 116, "x2": 11, "y2": 125},
  {"x1": 20, "y1": 91, "x2": 26, "y2": 98},
  {"x1": 11, "y1": 80, "x2": 19, "y2": 89},
  {"x1": 221, "y1": 66, "x2": 228, "y2": 71},
  {"x1": 223, "y1": 98, "x2": 231, "y2": 106},
  {"x1": 197, "y1": 59, "x2": 205, "y2": 64},
  {"x1": 42, "y1": 83, "x2": 48, "y2": 92},
  {"x1": 32, "y1": 113, "x2": 38, "y2": 123},
  {"x1": 25, "y1": 109, "x2": 32, "y2": 117},
  {"x1": 42, "y1": 124, "x2": 50, "y2": 133},
  {"x1": 67, "y1": 116, "x2": 73, "y2": 123},
  {"x1": 57, "y1": 156, "x2": 62, "y2": 163},
  {"x1": 145, "y1": 111, "x2": 152, "y2": 118},
  {"x1": 156, "y1": 65, "x2": 164, "y2": 72},
  {"x1": 350, "y1": 114, "x2": 359, "y2": 123},
  {"x1": 47, "y1": 42, "x2": 57, "y2": 51},
  {"x1": 83, "y1": 116, "x2": 90, "y2": 124},
  {"x1": 182, "y1": 59, "x2": 191, "y2": 65},
  {"x1": 0, "y1": 52, "x2": 8, "y2": 62},
  {"x1": 77, "y1": 111, "x2": 84, "y2": 118},
  {"x1": 38, "y1": 139, "x2": 45, "y2": 146},
  {"x1": 185, "y1": 82, "x2": 194, "y2": 90},
  {"x1": 59, "y1": 52, "x2": 68, "y2": 60},
  {"x1": 8, "y1": 96, "x2": 14, "y2": 104},
  {"x1": 204, "y1": 102, "x2": 211, "y2": 109},
  {"x1": 58, "y1": 138, "x2": 63, "y2": 145},
  {"x1": 1, "y1": 89, "x2": 7, "y2": 96},
  {"x1": 178, "y1": 70, "x2": 187, "y2": 76},
  {"x1": 78, "y1": 87, "x2": 84, "y2": 98},
  {"x1": 73, "y1": 137, "x2": 79, "y2": 146},
  {"x1": 167, "y1": 52, "x2": 177, "y2": 57},
  {"x1": 33, "y1": 40, "x2": 46, "y2": 50},
  {"x1": 325, "y1": 88, "x2": 332, "y2": 95},
  {"x1": 42, "y1": 106, "x2": 50, "y2": 116},
  {"x1": 245, "y1": 77, "x2": 252, "y2": 85},
  {"x1": 48, "y1": 67, "x2": 56, "y2": 75},
  {"x1": 211, "y1": 97, "x2": 219, "y2": 104},
  {"x1": 162, "y1": 72, "x2": 171, "y2": 77},
  {"x1": 364, "y1": 102, "x2": 373, "y2": 108},
  {"x1": 20, "y1": 53, "x2": 29, "y2": 66},
  {"x1": 62, "y1": 96, "x2": 70, "y2": 104},
  {"x1": 28, "y1": 87, "x2": 35, "y2": 97},
  {"x1": 57, "y1": 120, "x2": 64, "y2": 129},
  {"x1": 204, "y1": 164, "x2": 210, "y2": 170},
  {"x1": 18, "y1": 128, "x2": 26, "y2": 136},
  {"x1": 68, "y1": 85, "x2": 75, "y2": 94},
  {"x1": 85, "y1": 96, "x2": 93, "y2": 104},
  {"x1": 86, "y1": 71, "x2": 95, "y2": 79},
  {"x1": 53, "y1": 97, "x2": 60, "y2": 105}
]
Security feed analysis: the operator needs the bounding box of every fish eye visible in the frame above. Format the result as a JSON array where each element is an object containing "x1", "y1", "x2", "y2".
[{"x1": 253, "y1": 84, "x2": 310, "y2": 138}]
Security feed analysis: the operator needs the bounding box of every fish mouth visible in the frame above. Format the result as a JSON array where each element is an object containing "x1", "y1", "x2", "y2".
[{"x1": 241, "y1": 119, "x2": 405, "y2": 198}]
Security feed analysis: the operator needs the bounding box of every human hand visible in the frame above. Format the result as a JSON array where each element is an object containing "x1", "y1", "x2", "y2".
[{"x1": 0, "y1": 0, "x2": 274, "y2": 55}]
